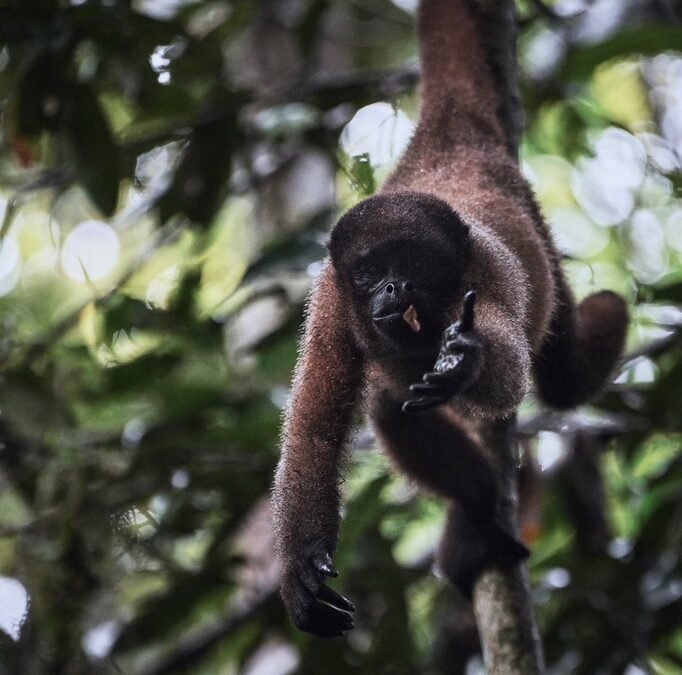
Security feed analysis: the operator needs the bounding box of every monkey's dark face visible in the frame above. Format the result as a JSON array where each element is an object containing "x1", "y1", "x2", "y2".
[
  {"x1": 329, "y1": 192, "x2": 469, "y2": 356},
  {"x1": 349, "y1": 240, "x2": 456, "y2": 349}
]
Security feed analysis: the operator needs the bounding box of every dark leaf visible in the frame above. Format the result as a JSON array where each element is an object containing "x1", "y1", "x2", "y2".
[
  {"x1": 112, "y1": 571, "x2": 234, "y2": 653},
  {"x1": 158, "y1": 108, "x2": 241, "y2": 226},
  {"x1": 243, "y1": 230, "x2": 328, "y2": 280},
  {"x1": 15, "y1": 49, "x2": 65, "y2": 136},
  {"x1": 61, "y1": 83, "x2": 121, "y2": 216},
  {"x1": 641, "y1": 281, "x2": 682, "y2": 305}
]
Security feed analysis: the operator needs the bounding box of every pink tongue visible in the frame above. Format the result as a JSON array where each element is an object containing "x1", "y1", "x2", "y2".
[{"x1": 402, "y1": 305, "x2": 421, "y2": 333}]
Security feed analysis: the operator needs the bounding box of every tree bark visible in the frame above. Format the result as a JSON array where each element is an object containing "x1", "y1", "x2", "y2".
[{"x1": 472, "y1": 417, "x2": 545, "y2": 674}]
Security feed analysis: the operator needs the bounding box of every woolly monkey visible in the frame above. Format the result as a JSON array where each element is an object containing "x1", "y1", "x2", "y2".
[{"x1": 272, "y1": 0, "x2": 628, "y2": 637}]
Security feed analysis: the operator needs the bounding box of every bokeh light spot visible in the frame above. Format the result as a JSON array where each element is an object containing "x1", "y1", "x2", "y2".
[
  {"x1": 340, "y1": 102, "x2": 415, "y2": 167},
  {"x1": 61, "y1": 220, "x2": 120, "y2": 283}
]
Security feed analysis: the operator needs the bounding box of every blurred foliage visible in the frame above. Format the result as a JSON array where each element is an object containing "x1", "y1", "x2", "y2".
[{"x1": 0, "y1": 0, "x2": 681, "y2": 674}]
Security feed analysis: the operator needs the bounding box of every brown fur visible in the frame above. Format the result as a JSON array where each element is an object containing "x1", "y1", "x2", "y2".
[{"x1": 272, "y1": 0, "x2": 628, "y2": 635}]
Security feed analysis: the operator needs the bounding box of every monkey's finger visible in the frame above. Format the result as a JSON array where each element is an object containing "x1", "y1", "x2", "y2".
[
  {"x1": 402, "y1": 397, "x2": 431, "y2": 412},
  {"x1": 459, "y1": 290, "x2": 477, "y2": 332},
  {"x1": 312, "y1": 603, "x2": 354, "y2": 635},
  {"x1": 316, "y1": 585, "x2": 356, "y2": 613},
  {"x1": 292, "y1": 601, "x2": 354, "y2": 638},
  {"x1": 297, "y1": 562, "x2": 324, "y2": 596},
  {"x1": 423, "y1": 370, "x2": 462, "y2": 385},
  {"x1": 444, "y1": 340, "x2": 466, "y2": 352},
  {"x1": 409, "y1": 382, "x2": 447, "y2": 395},
  {"x1": 408, "y1": 387, "x2": 445, "y2": 399},
  {"x1": 409, "y1": 397, "x2": 447, "y2": 412},
  {"x1": 432, "y1": 355, "x2": 464, "y2": 374},
  {"x1": 313, "y1": 552, "x2": 338, "y2": 578},
  {"x1": 402, "y1": 396, "x2": 446, "y2": 413}
]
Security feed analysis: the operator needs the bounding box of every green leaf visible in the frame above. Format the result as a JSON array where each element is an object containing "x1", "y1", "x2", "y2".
[{"x1": 348, "y1": 153, "x2": 377, "y2": 196}]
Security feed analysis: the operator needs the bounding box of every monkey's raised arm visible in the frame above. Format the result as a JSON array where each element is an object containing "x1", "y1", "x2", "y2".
[
  {"x1": 402, "y1": 224, "x2": 534, "y2": 420},
  {"x1": 459, "y1": 295, "x2": 531, "y2": 418},
  {"x1": 272, "y1": 265, "x2": 364, "y2": 637},
  {"x1": 404, "y1": 290, "x2": 531, "y2": 419}
]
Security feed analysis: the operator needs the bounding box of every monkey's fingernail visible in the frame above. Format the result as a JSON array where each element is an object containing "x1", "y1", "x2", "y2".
[
  {"x1": 315, "y1": 553, "x2": 338, "y2": 577},
  {"x1": 320, "y1": 563, "x2": 338, "y2": 577}
]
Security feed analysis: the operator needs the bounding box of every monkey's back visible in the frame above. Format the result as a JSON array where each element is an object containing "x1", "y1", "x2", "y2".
[{"x1": 380, "y1": 0, "x2": 558, "y2": 353}]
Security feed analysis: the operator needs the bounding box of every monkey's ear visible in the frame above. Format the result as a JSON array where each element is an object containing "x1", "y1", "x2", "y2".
[
  {"x1": 326, "y1": 238, "x2": 340, "y2": 270},
  {"x1": 327, "y1": 225, "x2": 347, "y2": 270}
]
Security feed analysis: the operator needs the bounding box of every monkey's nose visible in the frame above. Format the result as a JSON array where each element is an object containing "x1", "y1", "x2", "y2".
[{"x1": 385, "y1": 281, "x2": 415, "y2": 295}]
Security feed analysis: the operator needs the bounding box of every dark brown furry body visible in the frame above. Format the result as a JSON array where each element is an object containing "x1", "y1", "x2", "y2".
[{"x1": 273, "y1": 0, "x2": 628, "y2": 637}]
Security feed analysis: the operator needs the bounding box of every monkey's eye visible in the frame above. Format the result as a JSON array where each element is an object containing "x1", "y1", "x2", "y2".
[{"x1": 354, "y1": 262, "x2": 381, "y2": 281}]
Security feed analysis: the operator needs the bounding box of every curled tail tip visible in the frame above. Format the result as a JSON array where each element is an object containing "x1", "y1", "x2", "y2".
[
  {"x1": 536, "y1": 288, "x2": 629, "y2": 410},
  {"x1": 582, "y1": 290, "x2": 629, "y2": 322}
]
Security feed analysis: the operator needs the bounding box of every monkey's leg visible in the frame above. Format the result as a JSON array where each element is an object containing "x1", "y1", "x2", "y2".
[
  {"x1": 534, "y1": 276, "x2": 628, "y2": 409},
  {"x1": 369, "y1": 390, "x2": 528, "y2": 597}
]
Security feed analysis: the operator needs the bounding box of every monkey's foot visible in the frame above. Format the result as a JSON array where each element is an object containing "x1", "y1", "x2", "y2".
[
  {"x1": 403, "y1": 291, "x2": 482, "y2": 413},
  {"x1": 439, "y1": 513, "x2": 530, "y2": 599},
  {"x1": 281, "y1": 549, "x2": 355, "y2": 638}
]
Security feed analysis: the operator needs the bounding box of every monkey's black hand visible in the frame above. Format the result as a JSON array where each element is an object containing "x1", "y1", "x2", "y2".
[
  {"x1": 403, "y1": 291, "x2": 482, "y2": 413},
  {"x1": 281, "y1": 549, "x2": 355, "y2": 638}
]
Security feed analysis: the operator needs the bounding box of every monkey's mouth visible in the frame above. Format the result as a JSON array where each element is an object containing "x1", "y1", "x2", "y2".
[
  {"x1": 372, "y1": 311, "x2": 403, "y2": 323},
  {"x1": 373, "y1": 305, "x2": 423, "y2": 335}
]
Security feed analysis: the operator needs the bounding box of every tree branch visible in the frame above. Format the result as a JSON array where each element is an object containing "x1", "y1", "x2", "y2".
[{"x1": 472, "y1": 417, "x2": 545, "y2": 674}]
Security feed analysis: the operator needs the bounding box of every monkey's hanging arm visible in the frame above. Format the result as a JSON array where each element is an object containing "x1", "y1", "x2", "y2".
[{"x1": 272, "y1": 267, "x2": 363, "y2": 636}]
